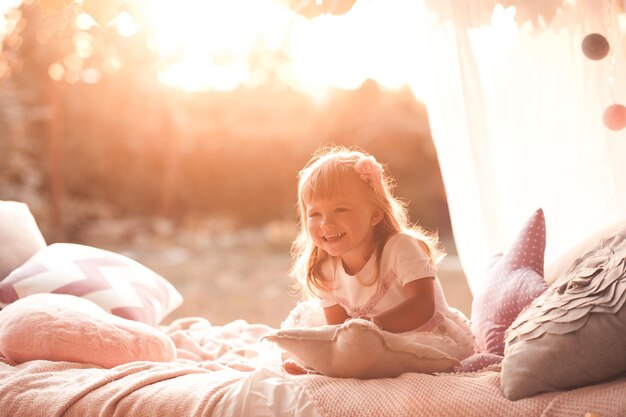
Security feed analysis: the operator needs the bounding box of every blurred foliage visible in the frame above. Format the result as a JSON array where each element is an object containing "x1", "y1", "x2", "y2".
[
  {"x1": 36, "y1": 0, "x2": 358, "y2": 24},
  {"x1": 422, "y1": 0, "x2": 595, "y2": 31},
  {"x1": 272, "y1": 0, "x2": 357, "y2": 19},
  {"x1": 39, "y1": 80, "x2": 450, "y2": 243},
  {"x1": 0, "y1": 1, "x2": 452, "y2": 246}
]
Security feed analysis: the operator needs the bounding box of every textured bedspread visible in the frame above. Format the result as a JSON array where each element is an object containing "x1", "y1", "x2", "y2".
[
  {"x1": 1, "y1": 317, "x2": 625, "y2": 417},
  {"x1": 295, "y1": 365, "x2": 626, "y2": 417},
  {"x1": 0, "y1": 318, "x2": 280, "y2": 417},
  {"x1": 0, "y1": 360, "x2": 244, "y2": 416}
]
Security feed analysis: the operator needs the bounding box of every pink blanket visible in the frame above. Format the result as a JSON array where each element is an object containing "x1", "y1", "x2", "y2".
[
  {"x1": 0, "y1": 317, "x2": 275, "y2": 417},
  {"x1": 1, "y1": 317, "x2": 625, "y2": 417}
]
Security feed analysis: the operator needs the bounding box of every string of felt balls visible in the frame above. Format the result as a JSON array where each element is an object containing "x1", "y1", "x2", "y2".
[{"x1": 582, "y1": 11, "x2": 626, "y2": 130}]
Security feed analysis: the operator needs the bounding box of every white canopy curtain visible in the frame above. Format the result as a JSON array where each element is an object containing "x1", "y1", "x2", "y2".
[{"x1": 412, "y1": 0, "x2": 626, "y2": 294}]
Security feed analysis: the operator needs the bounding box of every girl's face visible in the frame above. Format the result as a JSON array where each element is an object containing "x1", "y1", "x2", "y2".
[{"x1": 304, "y1": 175, "x2": 383, "y2": 274}]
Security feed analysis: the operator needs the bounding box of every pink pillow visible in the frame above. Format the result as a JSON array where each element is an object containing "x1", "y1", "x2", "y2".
[
  {"x1": 0, "y1": 243, "x2": 183, "y2": 326},
  {"x1": 470, "y1": 208, "x2": 549, "y2": 355},
  {"x1": 0, "y1": 293, "x2": 176, "y2": 367},
  {"x1": 455, "y1": 352, "x2": 503, "y2": 373}
]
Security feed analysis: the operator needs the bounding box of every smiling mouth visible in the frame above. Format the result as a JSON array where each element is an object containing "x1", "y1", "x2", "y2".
[{"x1": 323, "y1": 233, "x2": 345, "y2": 242}]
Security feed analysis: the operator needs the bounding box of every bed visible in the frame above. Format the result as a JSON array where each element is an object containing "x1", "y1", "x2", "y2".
[{"x1": 1, "y1": 200, "x2": 625, "y2": 417}]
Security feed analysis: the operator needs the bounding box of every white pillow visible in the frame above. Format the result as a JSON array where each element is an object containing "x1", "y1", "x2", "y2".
[
  {"x1": 266, "y1": 318, "x2": 460, "y2": 379},
  {"x1": 0, "y1": 201, "x2": 46, "y2": 281}
]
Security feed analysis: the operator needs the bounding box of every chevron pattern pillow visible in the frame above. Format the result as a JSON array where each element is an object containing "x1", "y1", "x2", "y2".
[{"x1": 0, "y1": 243, "x2": 183, "y2": 326}]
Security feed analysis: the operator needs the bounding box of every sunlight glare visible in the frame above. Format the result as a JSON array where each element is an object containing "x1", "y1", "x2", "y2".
[
  {"x1": 114, "y1": 12, "x2": 140, "y2": 38},
  {"x1": 289, "y1": 0, "x2": 426, "y2": 95},
  {"x1": 1, "y1": 0, "x2": 23, "y2": 42},
  {"x1": 158, "y1": 52, "x2": 249, "y2": 91},
  {"x1": 75, "y1": 12, "x2": 97, "y2": 31},
  {"x1": 135, "y1": 0, "x2": 292, "y2": 91},
  {"x1": 2, "y1": 0, "x2": 526, "y2": 101},
  {"x1": 469, "y1": 5, "x2": 519, "y2": 92},
  {"x1": 128, "y1": 0, "x2": 436, "y2": 98}
]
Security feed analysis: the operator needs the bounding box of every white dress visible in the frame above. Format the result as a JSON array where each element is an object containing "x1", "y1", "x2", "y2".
[{"x1": 316, "y1": 232, "x2": 477, "y2": 361}]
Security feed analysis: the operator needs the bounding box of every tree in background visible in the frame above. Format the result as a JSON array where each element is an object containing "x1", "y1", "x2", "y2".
[{"x1": 0, "y1": 0, "x2": 451, "y2": 246}]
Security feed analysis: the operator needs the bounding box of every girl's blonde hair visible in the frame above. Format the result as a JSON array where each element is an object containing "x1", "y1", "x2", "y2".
[{"x1": 290, "y1": 146, "x2": 445, "y2": 299}]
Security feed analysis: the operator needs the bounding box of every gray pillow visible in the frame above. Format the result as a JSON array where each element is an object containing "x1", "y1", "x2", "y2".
[{"x1": 501, "y1": 228, "x2": 626, "y2": 400}]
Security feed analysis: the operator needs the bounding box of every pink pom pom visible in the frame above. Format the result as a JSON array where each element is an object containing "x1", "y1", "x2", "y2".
[
  {"x1": 582, "y1": 33, "x2": 610, "y2": 60},
  {"x1": 603, "y1": 104, "x2": 626, "y2": 131}
]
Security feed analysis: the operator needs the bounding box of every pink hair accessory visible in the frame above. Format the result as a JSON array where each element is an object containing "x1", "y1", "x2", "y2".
[{"x1": 354, "y1": 155, "x2": 383, "y2": 187}]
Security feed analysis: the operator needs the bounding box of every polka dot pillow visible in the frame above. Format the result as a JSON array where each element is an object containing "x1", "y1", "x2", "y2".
[
  {"x1": 0, "y1": 243, "x2": 183, "y2": 326},
  {"x1": 470, "y1": 208, "x2": 549, "y2": 355},
  {"x1": 455, "y1": 352, "x2": 503, "y2": 373}
]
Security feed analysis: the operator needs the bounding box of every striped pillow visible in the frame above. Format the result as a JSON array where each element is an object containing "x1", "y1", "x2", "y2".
[{"x1": 0, "y1": 243, "x2": 183, "y2": 326}]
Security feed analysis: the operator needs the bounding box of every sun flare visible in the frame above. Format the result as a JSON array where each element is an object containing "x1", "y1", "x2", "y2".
[
  {"x1": 124, "y1": 0, "x2": 428, "y2": 96},
  {"x1": 126, "y1": 0, "x2": 294, "y2": 91},
  {"x1": 3, "y1": 1, "x2": 528, "y2": 100}
]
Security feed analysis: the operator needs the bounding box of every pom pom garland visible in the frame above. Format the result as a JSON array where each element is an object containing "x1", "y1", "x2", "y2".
[
  {"x1": 603, "y1": 104, "x2": 626, "y2": 131},
  {"x1": 581, "y1": 29, "x2": 624, "y2": 132},
  {"x1": 582, "y1": 33, "x2": 610, "y2": 60}
]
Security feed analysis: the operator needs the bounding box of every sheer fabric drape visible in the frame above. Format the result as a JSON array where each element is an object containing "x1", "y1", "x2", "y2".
[{"x1": 414, "y1": 0, "x2": 626, "y2": 294}]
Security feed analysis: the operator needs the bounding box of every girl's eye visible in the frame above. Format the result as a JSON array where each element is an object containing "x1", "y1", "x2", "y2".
[
  {"x1": 307, "y1": 212, "x2": 320, "y2": 218},
  {"x1": 335, "y1": 207, "x2": 348, "y2": 213}
]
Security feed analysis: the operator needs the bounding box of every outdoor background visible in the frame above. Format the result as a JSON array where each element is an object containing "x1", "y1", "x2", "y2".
[{"x1": 0, "y1": 0, "x2": 472, "y2": 327}]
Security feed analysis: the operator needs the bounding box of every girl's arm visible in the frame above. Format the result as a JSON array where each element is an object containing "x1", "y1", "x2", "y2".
[
  {"x1": 324, "y1": 303, "x2": 350, "y2": 325},
  {"x1": 371, "y1": 277, "x2": 436, "y2": 333}
]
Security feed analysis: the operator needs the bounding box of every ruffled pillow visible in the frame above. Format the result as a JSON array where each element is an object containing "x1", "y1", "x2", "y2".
[
  {"x1": 502, "y1": 227, "x2": 626, "y2": 400},
  {"x1": 545, "y1": 220, "x2": 626, "y2": 284}
]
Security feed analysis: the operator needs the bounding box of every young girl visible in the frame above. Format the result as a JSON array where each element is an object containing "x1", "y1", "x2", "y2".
[{"x1": 290, "y1": 146, "x2": 476, "y2": 361}]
